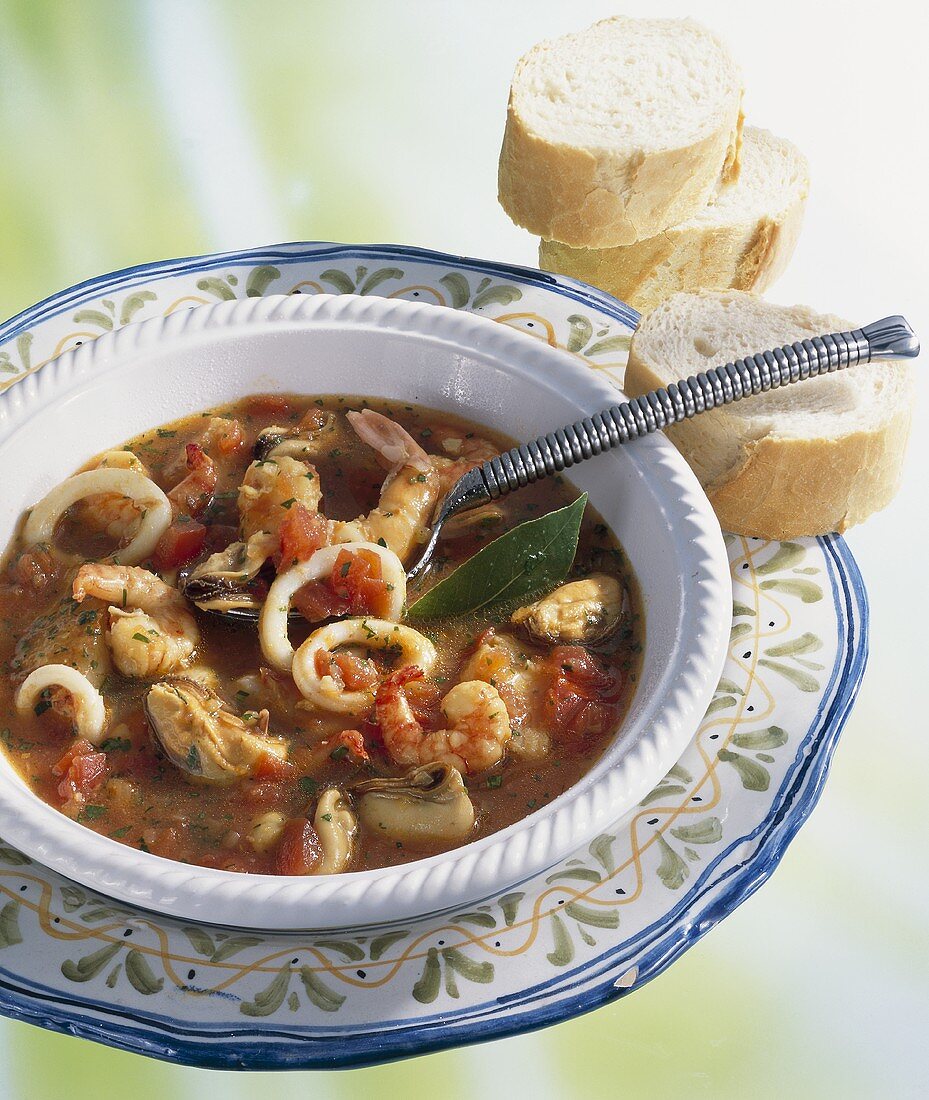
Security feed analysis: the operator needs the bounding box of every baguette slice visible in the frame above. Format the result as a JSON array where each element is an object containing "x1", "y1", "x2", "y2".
[
  {"x1": 498, "y1": 17, "x2": 744, "y2": 248},
  {"x1": 625, "y1": 292, "x2": 915, "y2": 538},
  {"x1": 539, "y1": 127, "x2": 809, "y2": 314}
]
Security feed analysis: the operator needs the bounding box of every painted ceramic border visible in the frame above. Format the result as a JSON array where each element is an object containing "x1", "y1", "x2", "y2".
[{"x1": 0, "y1": 244, "x2": 867, "y2": 1069}]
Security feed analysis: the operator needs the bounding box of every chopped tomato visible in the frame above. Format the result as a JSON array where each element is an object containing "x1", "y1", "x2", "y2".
[
  {"x1": 314, "y1": 650, "x2": 380, "y2": 692},
  {"x1": 279, "y1": 503, "x2": 329, "y2": 567},
  {"x1": 329, "y1": 548, "x2": 390, "y2": 617},
  {"x1": 152, "y1": 519, "x2": 207, "y2": 572},
  {"x1": 297, "y1": 408, "x2": 331, "y2": 433},
  {"x1": 212, "y1": 417, "x2": 245, "y2": 455},
  {"x1": 167, "y1": 443, "x2": 217, "y2": 517},
  {"x1": 293, "y1": 581, "x2": 349, "y2": 621},
  {"x1": 245, "y1": 394, "x2": 295, "y2": 419},
  {"x1": 276, "y1": 818, "x2": 323, "y2": 875},
  {"x1": 328, "y1": 729, "x2": 370, "y2": 763},
  {"x1": 11, "y1": 544, "x2": 59, "y2": 593},
  {"x1": 252, "y1": 751, "x2": 294, "y2": 781},
  {"x1": 542, "y1": 646, "x2": 622, "y2": 742},
  {"x1": 53, "y1": 739, "x2": 108, "y2": 802}
]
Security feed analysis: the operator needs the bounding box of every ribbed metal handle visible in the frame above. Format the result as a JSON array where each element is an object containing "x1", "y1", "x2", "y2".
[{"x1": 481, "y1": 316, "x2": 917, "y2": 497}]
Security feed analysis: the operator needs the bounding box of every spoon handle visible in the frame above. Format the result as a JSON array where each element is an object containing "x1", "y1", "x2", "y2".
[
  {"x1": 480, "y1": 315, "x2": 919, "y2": 498},
  {"x1": 406, "y1": 315, "x2": 919, "y2": 581}
]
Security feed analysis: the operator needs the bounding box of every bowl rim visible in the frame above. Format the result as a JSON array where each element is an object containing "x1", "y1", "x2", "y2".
[{"x1": 0, "y1": 290, "x2": 731, "y2": 930}]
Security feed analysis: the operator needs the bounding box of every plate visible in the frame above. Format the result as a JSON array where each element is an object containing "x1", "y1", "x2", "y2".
[{"x1": 0, "y1": 243, "x2": 867, "y2": 1068}]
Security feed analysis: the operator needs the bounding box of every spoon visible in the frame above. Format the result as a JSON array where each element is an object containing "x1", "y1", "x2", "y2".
[
  {"x1": 406, "y1": 314, "x2": 919, "y2": 582},
  {"x1": 191, "y1": 314, "x2": 918, "y2": 620}
]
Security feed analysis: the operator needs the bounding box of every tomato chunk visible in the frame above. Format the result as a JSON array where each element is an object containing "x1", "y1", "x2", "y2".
[
  {"x1": 542, "y1": 646, "x2": 622, "y2": 742},
  {"x1": 293, "y1": 581, "x2": 349, "y2": 621},
  {"x1": 315, "y1": 650, "x2": 380, "y2": 692},
  {"x1": 152, "y1": 519, "x2": 207, "y2": 572},
  {"x1": 245, "y1": 394, "x2": 295, "y2": 419},
  {"x1": 279, "y1": 503, "x2": 329, "y2": 567},
  {"x1": 328, "y1": 729, "x2": 370, "y2": 763},
  {"x1": 53, "y1": 739, "x2": 108, "y2": 803},
  {"x1": 276, "y1": 818, "x2": 323, "y2": 876},
  {"x1": 329, "y1": 548, "x2": 390, "y2": 617},
  {"x1": 213, "y1": 417, "x2": 245, "y2": 455},
  {"x1": 167, "y1": 443, "x2": 217, "y2": 518}
]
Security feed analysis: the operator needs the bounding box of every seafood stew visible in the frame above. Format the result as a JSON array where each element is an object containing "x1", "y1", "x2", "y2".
[{"x1": 0, "y1": 395, "x2": 642, "y2": 876}]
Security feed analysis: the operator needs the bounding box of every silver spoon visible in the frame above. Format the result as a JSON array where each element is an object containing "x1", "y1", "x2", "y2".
[
  {"x1": 190, "y1": 315, "x2": 918, "y2": 620},
  {"x1": 406, "y1": 315, "x2": 919, "y2": 582}
]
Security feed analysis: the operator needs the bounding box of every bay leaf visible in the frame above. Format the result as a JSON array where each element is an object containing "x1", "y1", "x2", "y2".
[{"x1": 407, "y1": 494, "x2": 587, "y2": 620}]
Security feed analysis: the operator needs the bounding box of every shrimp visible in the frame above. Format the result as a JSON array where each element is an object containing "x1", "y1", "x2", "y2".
[
  {"x1": 167, "y1": 443, "x2": 217, "y2": 517},
  {"x1": 72, "y1": 564, "x2": 200, "y2": 679},
  {"x1": 331, "y1": 410, "x2": 441, "y2": 562},
  {"x1": 430, "y1": 434, "x2": 499, "y2": 497},
  {"x1": 375, "y1": 667, "x2": 511, "y2": 773},
  {"x1": 238, "y1": 455, "x2": 322, "y2": 542},
  {"x1": 458, "y1": 630, "x2": 550, "y2": 759},
  {"x1": 75, "y1": 450, "x2": 152, "y2": 542}
]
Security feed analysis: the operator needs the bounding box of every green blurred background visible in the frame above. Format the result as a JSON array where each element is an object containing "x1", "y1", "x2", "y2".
[{"x1": 1, "y1": 1, "x2": 927, "y2": 1096}]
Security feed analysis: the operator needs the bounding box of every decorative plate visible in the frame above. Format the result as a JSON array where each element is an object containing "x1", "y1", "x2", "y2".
[{"x1": 0, "y1": 244, "x2": 867, "y2": 1069}]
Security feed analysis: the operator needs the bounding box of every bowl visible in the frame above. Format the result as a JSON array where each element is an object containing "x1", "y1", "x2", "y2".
[{"x1": 0, "y1": 292, "x2": 730, "y2": 930}]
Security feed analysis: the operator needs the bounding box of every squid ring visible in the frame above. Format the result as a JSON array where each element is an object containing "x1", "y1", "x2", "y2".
[
  {"x1": 24, "y1": 468, "x2": 172, "y2": 566},
  {"x1": 15, "y1": 664, "x2": 107, "y2": 746},
  {"x1": 292, "y1": 618, "x2": 437, "y2": 715},
  {"x1": 259, "y1": 541, "x2": 407, "y2": 673}
]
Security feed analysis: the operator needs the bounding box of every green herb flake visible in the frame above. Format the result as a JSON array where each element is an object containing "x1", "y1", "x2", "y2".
[
  {"x1": 329, "y1": 745, "x2": 349, "y2": 761},
  {"x1": 101, "y1": 737, "x2": 131, "y2": 752},
  {"x1": 486, "y1": 775, "x2": 503, "y2": 789},
  {"x1": 80, "y1": 805, "x2": 107, "y2": 821},
  {"x1": 280, "y1": 498, "x2": 296, "y2": 509},
  {"x1": 298, "y1": 776, "x2": 318, "y2": 797},
  {"x1": 132, "y1": 632, "x2": 151, "y2": 644}
]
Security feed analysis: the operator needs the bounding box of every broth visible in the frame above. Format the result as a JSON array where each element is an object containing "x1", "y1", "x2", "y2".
[{"x1": 0, "y1": 395, "x2": 642, "y2": 875}]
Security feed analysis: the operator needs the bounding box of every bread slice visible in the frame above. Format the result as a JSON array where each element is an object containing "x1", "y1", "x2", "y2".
[
  {"x1": 498, "y1": 17, "x2": 744, "y2": 248},
  {"x1": 625, "y1": 292, "x2": 915, "y2": 538},
  {"x1": 539, "y1": 127, "x2": 809, "y2": 314}
]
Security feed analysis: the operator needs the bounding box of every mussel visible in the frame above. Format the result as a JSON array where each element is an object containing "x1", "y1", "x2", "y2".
[
  {"x1": 253, "y1": 411, "x2": 338, "y2": 462},
  {"x1": 511, "y1": 573, "x2": 624, "y2": 645},
  {"x1": 143, "y1": 678, "x2": 289, "y2": 785},
  {"x1": 354, "y1": 763, "x2": 475, "y2": 848},
  {"x1": 180, "y1": 532, "x2": 278, "y2": 615}
]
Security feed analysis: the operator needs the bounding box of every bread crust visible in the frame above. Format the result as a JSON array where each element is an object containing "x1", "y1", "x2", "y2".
[
  {"x1": 538, "y1": 136, "x2": 807, "y2": 312},
  {"x1": 498, "y1": 54, "x2": 743, "y2": 248},
  {"x1": 625, "y1": 309, "x2": 914, "y2": 538}
]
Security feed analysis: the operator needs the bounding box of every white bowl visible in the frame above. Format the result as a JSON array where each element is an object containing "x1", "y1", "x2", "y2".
[{"x1": 0, "y1": 293, "x2": 730, "y2": 930}]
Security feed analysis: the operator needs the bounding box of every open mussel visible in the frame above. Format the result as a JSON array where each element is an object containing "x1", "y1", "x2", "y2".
[{"x1": 354, "y1": 762, "x2": 475, "y2": 847}]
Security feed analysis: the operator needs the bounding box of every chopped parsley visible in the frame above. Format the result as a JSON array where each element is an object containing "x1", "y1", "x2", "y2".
[{"x1": 186, "y1": 744, "x2": 201, "y2": 773}]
